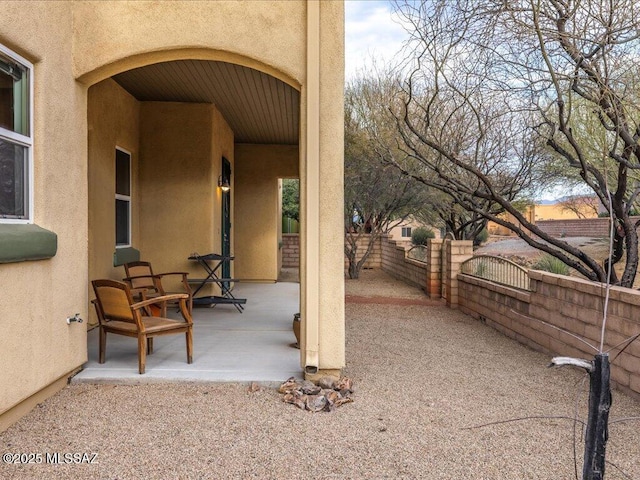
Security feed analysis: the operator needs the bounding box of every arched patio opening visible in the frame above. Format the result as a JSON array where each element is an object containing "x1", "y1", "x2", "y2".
[{"x1": 83, "y1": 55, "x2": 302, "y2": 381}]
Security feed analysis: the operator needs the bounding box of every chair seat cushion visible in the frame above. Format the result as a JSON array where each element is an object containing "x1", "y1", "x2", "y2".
[
  {"x1": 103, "y1": 317, "x2": 188, "y2": 334},
  {"x1": 142, "y1": 316, "x2": 189, "y2": 333}
]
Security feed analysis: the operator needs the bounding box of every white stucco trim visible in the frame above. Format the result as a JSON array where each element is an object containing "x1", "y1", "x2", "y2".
[{"x1": 0, "y1": 42, "x2": 34, "y2": 224}]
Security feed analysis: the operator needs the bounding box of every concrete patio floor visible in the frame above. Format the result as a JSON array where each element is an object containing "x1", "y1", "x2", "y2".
[{"x1": 73, "y1": 281, "x2": 302, "y2": 384}]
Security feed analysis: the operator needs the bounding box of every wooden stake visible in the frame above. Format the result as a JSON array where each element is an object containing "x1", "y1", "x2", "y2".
[{"x1": 582, "y1": 354, "x2": 611, "y2": 480}]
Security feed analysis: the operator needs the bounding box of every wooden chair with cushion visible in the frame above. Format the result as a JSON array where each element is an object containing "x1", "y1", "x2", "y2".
[
  {"x1": 91, "y1": 279, "x2": 193, "y2": 374},
  {"x1": 123, "y1": 261, "x2": 192, "y2": 314}
]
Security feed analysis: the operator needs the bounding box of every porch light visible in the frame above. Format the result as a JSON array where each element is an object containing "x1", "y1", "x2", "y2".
[{"x1": 218, "y1": 176, "x2": 230, "y2": 192}]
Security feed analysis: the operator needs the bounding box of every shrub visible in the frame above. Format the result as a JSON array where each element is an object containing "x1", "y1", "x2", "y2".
[
  {"x1": 411, "y1": 227, "x2": 435, "y2": 246},
  {"x1": 475, "y1": 260, "x2": 488, "y2": 277},
  {"x1": 533, "y1": 254, "x2": 570, "y2": 275},
  {"x1": 474, "y1": 228, "x2": 489, "y2": 246},
  {"x1": 407, "y1": 245, "x2": 427, "y2": 262}
]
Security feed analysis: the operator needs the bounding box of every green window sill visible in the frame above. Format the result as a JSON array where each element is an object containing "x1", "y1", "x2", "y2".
[
  {"x1": 113, "y1": 247, "x2": 140, "y2": 266},
  {"x1": 0, "y1": 224, "x2": 57, "y2": 263}
]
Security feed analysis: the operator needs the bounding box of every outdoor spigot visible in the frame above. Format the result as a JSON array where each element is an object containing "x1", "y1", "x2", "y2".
[{"x1": 66, "y1": 313, "x2": 83, "y2": 325}]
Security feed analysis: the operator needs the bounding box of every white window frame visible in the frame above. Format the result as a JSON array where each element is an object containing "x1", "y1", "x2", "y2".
[
  {"x1": 401, "y1": 227, "x2": 412, "y2": 238},
  {"x1": 115, "y1": 146, "x2": 132, "y2": 248},
  {"x1": 0, "y1": 43, "x2": 34, "y2": 224}
]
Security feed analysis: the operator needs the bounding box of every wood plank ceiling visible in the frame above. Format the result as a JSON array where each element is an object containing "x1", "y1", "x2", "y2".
[{"x1": 113, "y1": 60, "x2": 300, "y2": 145}]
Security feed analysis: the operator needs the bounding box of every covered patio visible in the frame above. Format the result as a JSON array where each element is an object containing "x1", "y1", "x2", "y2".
[
  {"x1": 74, "y1": 281, "x2": 301, "y2": 384},
  {"x1": 0, "y1": 0, "x2": 346, "y2": 433}
]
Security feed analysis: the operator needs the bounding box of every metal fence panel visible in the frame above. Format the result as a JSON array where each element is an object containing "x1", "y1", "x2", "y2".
[{"x1": 460, "y1": 255, "x2": 530, "y2": 291}]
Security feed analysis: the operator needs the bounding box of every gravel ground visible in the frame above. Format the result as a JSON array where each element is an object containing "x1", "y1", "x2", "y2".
[
  {"x1": 345, "y1": 269, "x2": 430, "y2": 299},
  {"x1": 475, "y1": 236, "x2": 608, "y2": 259},
  {"x1": 1, "y1": 270, "x2": 639, "y2": 479}
]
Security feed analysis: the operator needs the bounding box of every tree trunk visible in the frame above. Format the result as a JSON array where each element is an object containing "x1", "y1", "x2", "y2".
[
  {"x1": 582, "y1": 354, "x2": 611, "y2": 480},
  {"x1": 603, "y1": 230, "x2": 624, "y2": 285},
  {"x1": 348, "y1": 260, "x2": 359, "y2": 279},
  {"x1": 345, "y1": 231, "x2": 380, "y2": 279},
  {"x1": 345, "y1": 235, "x2": 359, "y2": 279}
]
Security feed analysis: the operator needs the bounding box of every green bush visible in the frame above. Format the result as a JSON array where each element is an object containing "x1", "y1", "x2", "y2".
[
  {"x1": 474, "y1": 228, "x2": 489, "y2": 246},
  {"x1": 411, "y1": 227, "x2": 435, "y2": 246},
  {"x1": 533, "y1": 254, "x2": 570, "y2": 275},
  {"x1": 475, "y1": 260, "x2": 488, "y2": 277}
]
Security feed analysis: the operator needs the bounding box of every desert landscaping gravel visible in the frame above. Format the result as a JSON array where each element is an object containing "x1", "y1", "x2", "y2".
[{"x1": 1, "y1": 270, "x2": 639, "y2": 479}]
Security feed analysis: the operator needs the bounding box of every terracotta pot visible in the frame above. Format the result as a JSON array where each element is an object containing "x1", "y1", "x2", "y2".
[{"x1": 292, "y1": 313, "x2": 301, "y2": 349}]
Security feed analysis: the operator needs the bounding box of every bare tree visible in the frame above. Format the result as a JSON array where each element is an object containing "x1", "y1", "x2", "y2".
[
  {"x1": 559, "y1": 195, "x2": 601, "y2": 219},
  {"x1": 390, "y1": 0, "x2": 640, "y2": 288},
  {"x1": 389, "y1": 2, "x2": 640, "y2": 477},
  {"x1": 344, "y1": 75, "x2": 430, "y2": 279},
  {"x1": 409, "y1": 189, "x2": 487, "y2": 243}
]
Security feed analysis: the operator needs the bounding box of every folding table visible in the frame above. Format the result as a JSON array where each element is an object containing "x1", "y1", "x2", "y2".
[{"x1": 187, "y1": 253, "x2": 247, "y2": 313}]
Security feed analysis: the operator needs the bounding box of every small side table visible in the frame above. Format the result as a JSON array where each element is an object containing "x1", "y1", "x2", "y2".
[{"x1": 187, "y1": 253, "x2": 247, "y2": 313}]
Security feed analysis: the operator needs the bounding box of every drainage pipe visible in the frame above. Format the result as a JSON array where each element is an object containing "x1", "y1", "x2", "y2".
[{"x1": 303, "y1": 0, "x2": 320, "y2": 374}]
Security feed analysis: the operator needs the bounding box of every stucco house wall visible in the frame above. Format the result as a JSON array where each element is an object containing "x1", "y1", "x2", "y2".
[
  {"x1": 534, "y1": 201, "x2": 599, "y2": 221},
  {"x1": 387, "y1": 218, "x2": 441, "y2": 245},
  {"x1": 0, "y1": 0, "x2": 345, "y2": 430},
  {"x1": 138, "y1": 101, "x2": 234, "y2": 296},
  {"x1": 87, "y1": 79, "x2": 141, "y2": 325},
  {"x1": 309, "y1": 0, "x2": 345, "y2": 373},
  {"x1": 71, "y1": 0, "x2": 307, "y2": 89},
  {"x1": 234, "y1": 144, "x2": 298, "y2": 281},
  {"x1": 0, "y1": 2, "x2": 89, "y2": 430}
]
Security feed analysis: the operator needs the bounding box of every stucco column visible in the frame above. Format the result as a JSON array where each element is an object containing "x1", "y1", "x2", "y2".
[
  {"x1": 445, "y1": 240, "x2": 473, "y2": 308},
  {"x1": 301, "y1": 0, "x2": 321, "y2": 374},
  {"x1": 426, "y1": 239, "x2": 443, "y2": 299},
  {"x1": 300, "y1": 0, "x2": 345, "y2": 379}
]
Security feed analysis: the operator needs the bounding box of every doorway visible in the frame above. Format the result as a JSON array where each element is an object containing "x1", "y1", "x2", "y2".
[{"x1": 221, "y1": 156, "x2": 231, "y2": 284}]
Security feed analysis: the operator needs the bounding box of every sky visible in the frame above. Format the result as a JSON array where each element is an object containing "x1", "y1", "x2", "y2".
[
  {"x1": 344, "y1": 1, "x2": 409, "y2": 80},
  {"x1": 343, "y1": 1, "x2": 568, "y2": 202}
]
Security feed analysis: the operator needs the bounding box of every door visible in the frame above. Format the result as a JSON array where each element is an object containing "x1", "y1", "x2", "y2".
[{"x1": 221, "y1": 157, "x2": 231, "y2": 283}]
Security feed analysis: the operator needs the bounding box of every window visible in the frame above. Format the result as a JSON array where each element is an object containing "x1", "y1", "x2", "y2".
[
  {"x1": 0, "y1": 44, "x2": 32, "y2": 222},
  {"x1": 401, "y1": 227, "x2": 412, "y2": 237},
  {"x1": 115, "y1": 148, "x2": 131, "y2": 247}
]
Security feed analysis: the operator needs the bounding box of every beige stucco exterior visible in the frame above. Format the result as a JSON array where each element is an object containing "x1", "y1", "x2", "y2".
[
  {"x1": 72, "y1": 1, "x2": 306, "y2": 90},
  {"x1": 533, "y1": 202, "x2": 599, "y2": 221},
  {"x1": 235, "y1": 144, "x2": 298, "y2": 281},
  {"x1": 138, "y1": 101, "x2": 234, "y2": 294},
  {"x1": 304, "y1": 0, "x2": 345, "y2": 372},
  {"x1": 0, "y1": 2, "x2": 88, "y2": 424},
  {"x1": 387, "y1": 218, "x2": 442, "y2": 244},
  {"x1": 88, "y1": 79, "x2": 141, "y2": 325},
  {"x1": 0, "y1": 1, "x2": 345, "y2": 430}
]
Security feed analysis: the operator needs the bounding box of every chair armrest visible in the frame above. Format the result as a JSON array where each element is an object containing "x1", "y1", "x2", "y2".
[
  {"x1": 156, "y1": 271, "x2": 189, "y2": 277},
  {"x1": 132, "y1": 293, "x2": 192, "y2": 324},
  {"x1": 123, "y1": 274, "x2": 162, "y2": 282},
  {"x1": 156, "y1": 272, "x2": 192, "y2": 296},
  {"x1": 131, "y1": 293, "x2": 189, "y2": 310}
]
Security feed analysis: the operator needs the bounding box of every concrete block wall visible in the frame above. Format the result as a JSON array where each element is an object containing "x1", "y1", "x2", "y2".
[
  {"x1": 380, "y1": 236, "x2": 428, "y2": 290},
  {"x1": 458, "y1": 275, "x2": 537, "y2": 351},
  {"x1": 344, "y1": 234, "x2": 382, "y2": 271},
  {"x1": 459, "y1": 270, "x2": 640, "y2": 397},
  {"x1": 426, "y1": 239, "x2": 443, "y2": 299},
  {"x1": 281, "y1": 234, "x2": 299, "y2": 268},
  {"x1": 343, "y1": 236, "x2": 475, "y2": 303},
  {"x1": 535, "y1": 217, "x2": 640, "y2": 237},
  {"x1": 445, "y1": 240, "x2": 473, "y2": 308}
]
